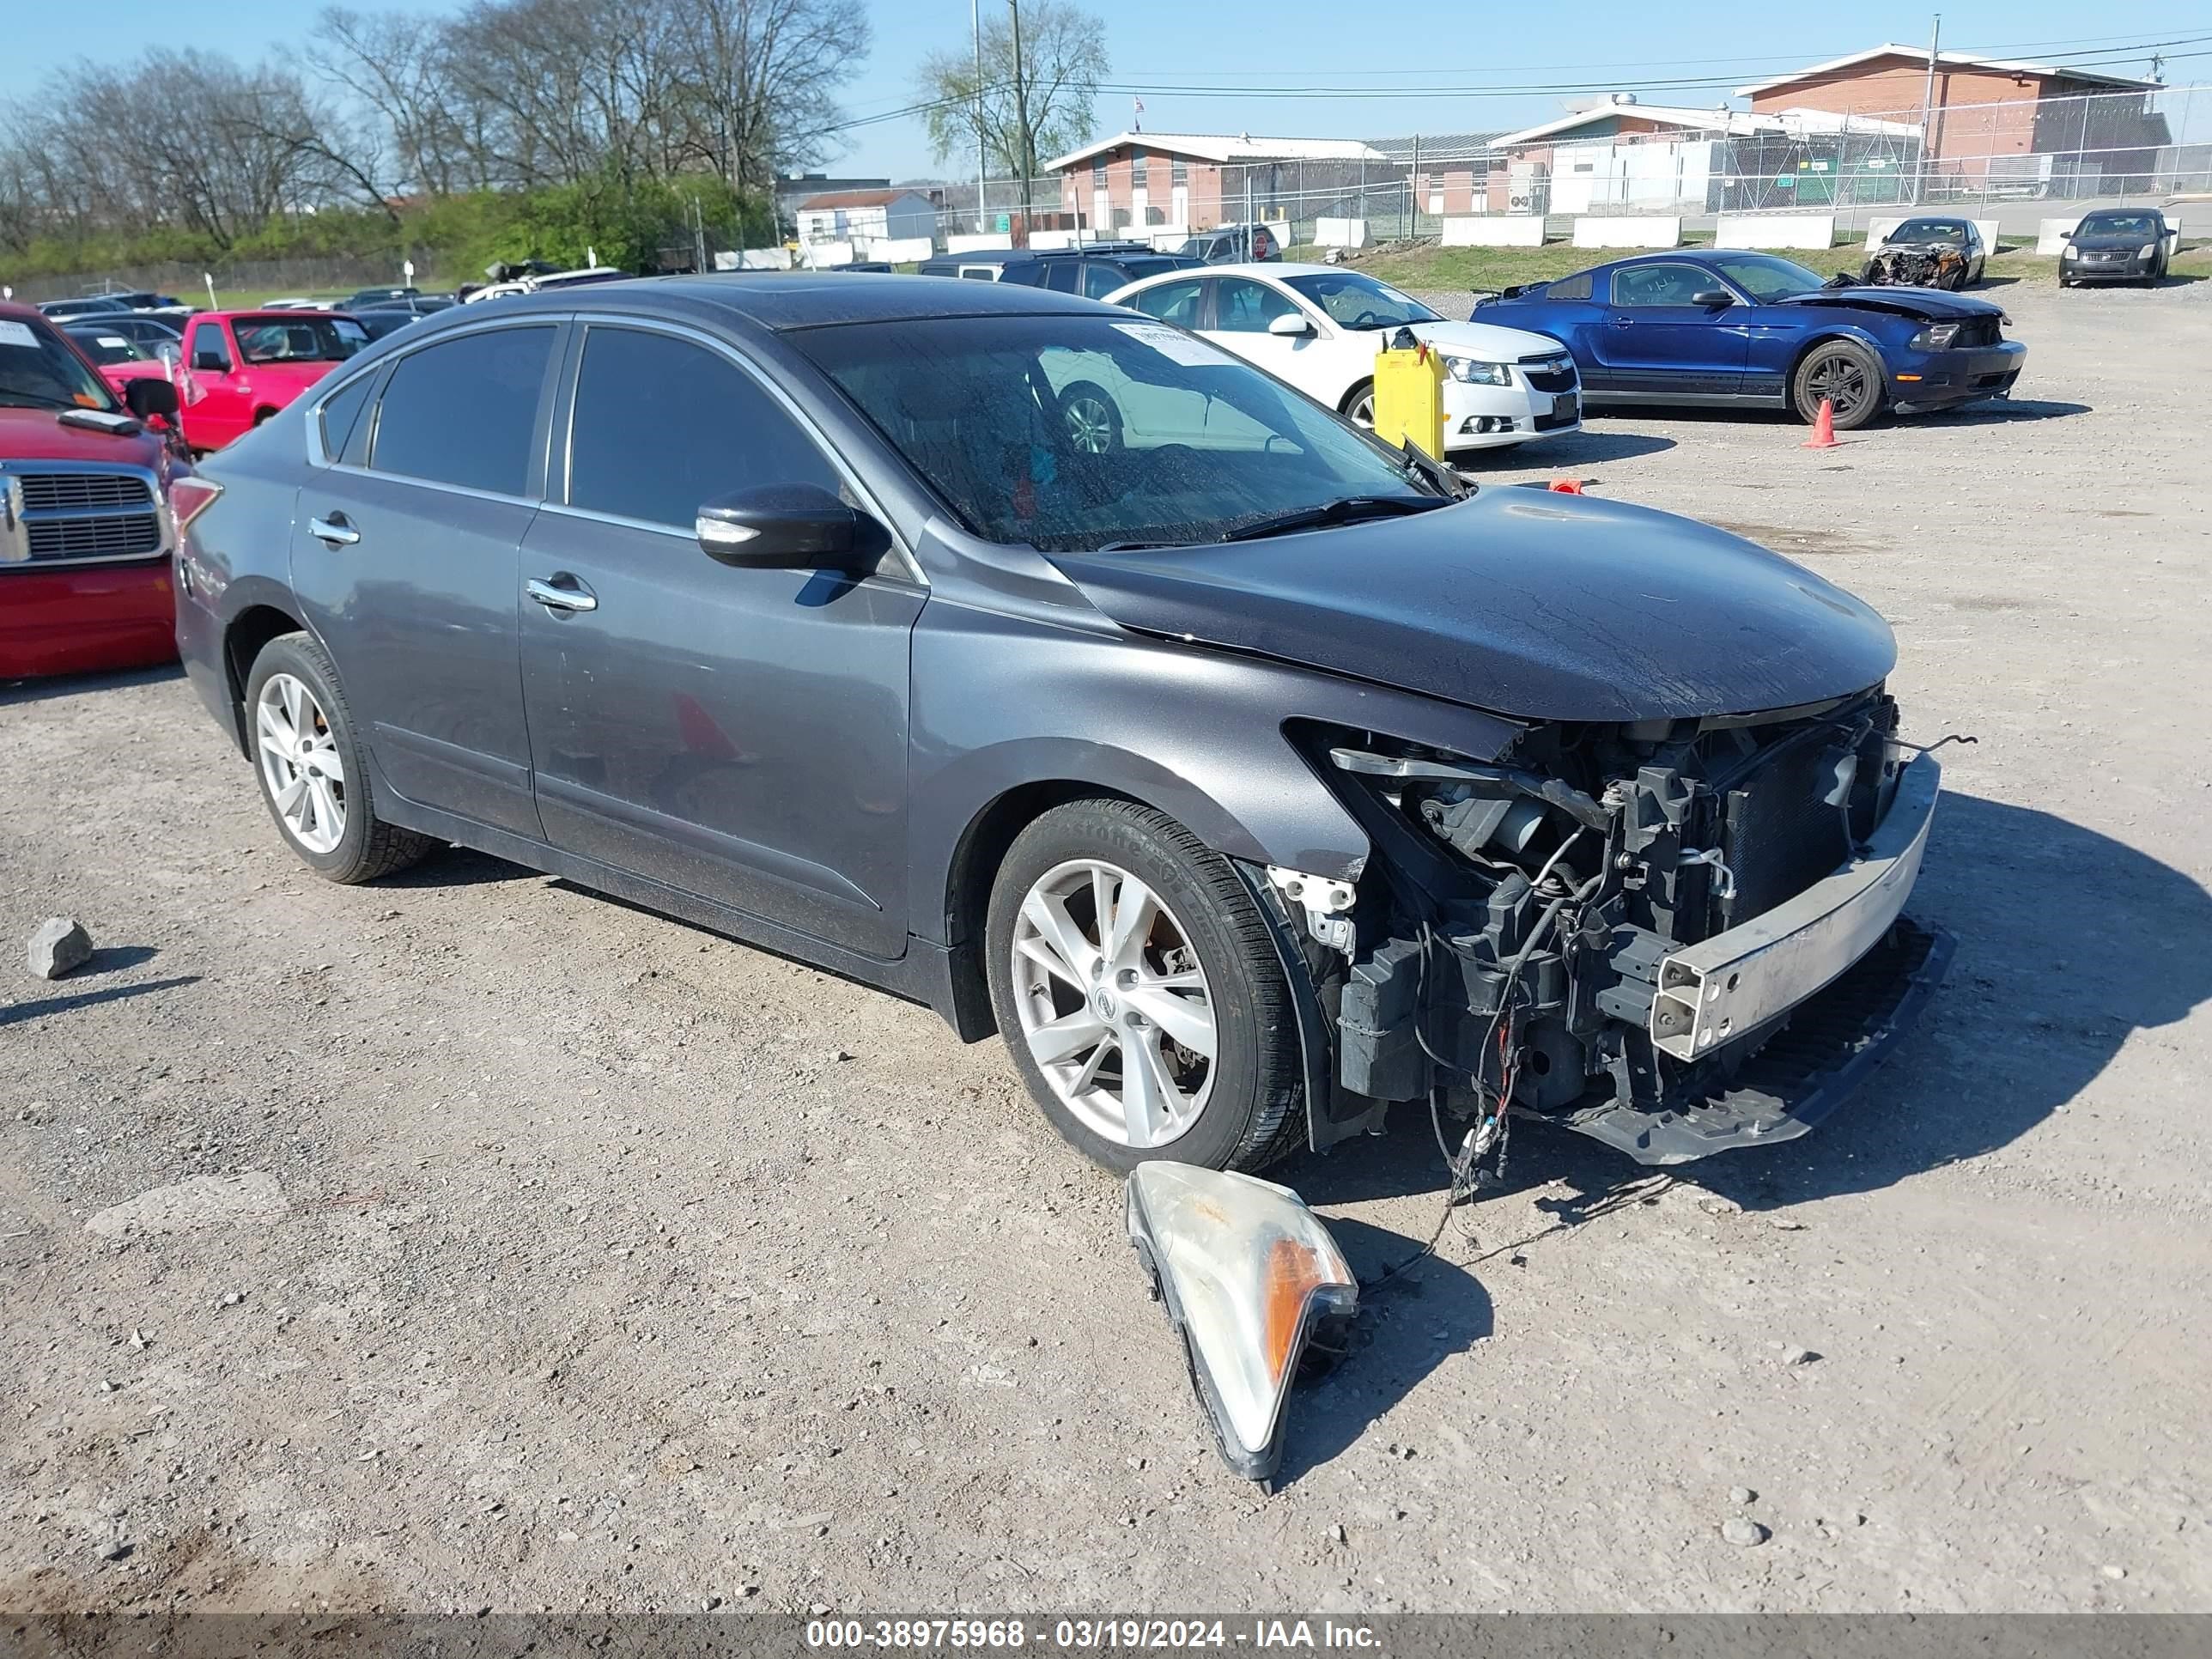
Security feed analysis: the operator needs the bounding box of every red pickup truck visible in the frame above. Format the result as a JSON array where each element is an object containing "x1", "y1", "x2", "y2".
[
  {"x1": 2, "y1": 302, "x2": 207, "y2": 679},
  {"x1": 177, "y1": 310, "x2": 368, "y2": 451}
]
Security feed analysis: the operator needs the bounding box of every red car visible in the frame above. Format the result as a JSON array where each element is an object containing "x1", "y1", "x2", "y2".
[
  {"x1": 177, "y1": 309, "x2": 369, "y2": 451},
  {"x1": 2, "y1": 302, "x2": 210, "y2": 679}
]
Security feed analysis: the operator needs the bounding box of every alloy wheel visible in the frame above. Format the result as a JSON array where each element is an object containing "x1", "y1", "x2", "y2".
[
  {"x1": 1805, "y1": 352, "x2": 1870, "y2": 420},
  {"x1": 255, "y1": 672, "x2": 347, "y2": 854},
  {"x1": 1009, "y1": 858, "x2": 1217, "y2": 1150},
  {"x1": 1347, "y1": 389, "x2": 1376, "y2": 428},
  {"x1": 1063, "y1": 394, "x2": 1117, "y2": 453}
]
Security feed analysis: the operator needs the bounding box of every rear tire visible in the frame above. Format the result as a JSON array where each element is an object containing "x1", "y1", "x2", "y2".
[
  {"x1": 985, "y1": 799, "x2": 1304, "y2": 1174},
  {"x1": 1058, "y1": 382, "x2": 1122, "y2": 453},
  {"x1": 1792, "y1": 340, "x2": 1884, "y2": 430},
  {"x1": 245, "y1": 632, "x2": 436, "y2": 884}
]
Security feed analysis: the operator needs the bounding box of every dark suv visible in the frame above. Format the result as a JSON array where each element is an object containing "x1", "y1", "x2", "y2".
[
  {"x1": 1179, "y1": 224, "x2": 1280, "y2": 264},
  {"x1": 175, "y1": 275, "x2": 1948, "y2": 1179},
  {"x1": 998, "y1": 248, "x2": 1204, "y2": 300}
]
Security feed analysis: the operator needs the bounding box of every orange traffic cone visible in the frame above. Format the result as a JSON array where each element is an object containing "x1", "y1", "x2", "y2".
[
  {"x1": 1802, "y1": 398, "x2": 1839, "y2": 449},
  {"x1": 1547, "y1": 477, "x2": 1586, "y2": 494}
]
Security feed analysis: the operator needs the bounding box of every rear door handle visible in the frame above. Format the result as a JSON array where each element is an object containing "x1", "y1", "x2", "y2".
[
  {"x1": 526, "y1": 575, "x2": 598, "y2": 613},
  {"x1": 308, "y1": 514, "x2": 359, "y2": 547}
]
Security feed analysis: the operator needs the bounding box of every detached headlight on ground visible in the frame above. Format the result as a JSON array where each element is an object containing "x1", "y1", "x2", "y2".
[
  {"x1": 1125, "y1": 1163, "x2": 1358, "y2": 1483},
  {"x1": 1441, "y1": 356, "x2": 1512, "y2": 386},
  {"x1": 1908, "y1": 322, "x2": 1962, "y2": 349}
]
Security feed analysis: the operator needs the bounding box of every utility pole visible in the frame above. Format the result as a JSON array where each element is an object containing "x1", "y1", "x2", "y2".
[
  {"x1": 1010, "y1": 0, "x2": 1031, "y2": 237},
  {"x1": 972, "y1": 0, "x2": 988, "y2": 234},
  {"x1": 1913, "y1": 14, "x2": 1942, "y2": 205}
]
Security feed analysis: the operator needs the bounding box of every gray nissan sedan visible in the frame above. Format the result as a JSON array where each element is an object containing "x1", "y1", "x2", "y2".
[{"x1": 174, "y1": 274, "x2": 1950, "y2": 1177}]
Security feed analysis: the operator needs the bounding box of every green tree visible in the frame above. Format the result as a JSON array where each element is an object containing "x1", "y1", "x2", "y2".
[{"x1": 916, "y1": 2, "x2": 1107, "y2": 208}]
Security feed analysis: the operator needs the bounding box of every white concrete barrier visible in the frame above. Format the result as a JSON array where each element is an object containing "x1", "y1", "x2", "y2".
[
  {"x1": 1572, "y1": 216, "x2": 1680, "y2": 249},
  {"x1": 1866, "y1": 216, "x2": 1904, "y2": 248},
  {"x1": 857, "y1": 235, "x2": 933, "y2": 264},
  {"x1": 1715, "y1": 213, "x2": 1834, "y2": 250},
  {"x1": 799, "y1": 240, "x2": 854, "y2": 269},
  {"x1": 2035, "y1": 216, "x2": 2083, "y2": 255},
  {"x1": 1266, "y1": 220, "x2": 1291, "y2": 251},
  {"x1": 1027, "y1": 229, "x2": 1078, "y2": 250},
  {"x1": 1146, "y1": 226, "x2": 1191, "y2": 251},
  {"x1": 1441, "y1": 215, "x2": 1544, "y2": 247},
  {"x1": 1315, "y1": 217, "x2": 1370, "y2": 249},
  {"x1": 714, "y1": 247, "x2": 791, "y2": 270},
  {"x1": 946, "y1": 233, "x2": 1009, "y2": 254}
]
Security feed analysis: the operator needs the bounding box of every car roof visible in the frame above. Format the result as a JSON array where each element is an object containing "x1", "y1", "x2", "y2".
[{"x1": 453, "y1": 271, "x2": 1106, "y2": 333}]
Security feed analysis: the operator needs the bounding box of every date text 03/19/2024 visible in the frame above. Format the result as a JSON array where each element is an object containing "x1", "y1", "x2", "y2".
[{"x1": 803, "y1": 1619, "x2": 1383, "y2": 1650}]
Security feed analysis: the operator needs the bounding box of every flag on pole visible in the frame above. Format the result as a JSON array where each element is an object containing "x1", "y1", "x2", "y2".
[{"x1": 1133, "y1": 96, "x2": 1144, "y2": 132}]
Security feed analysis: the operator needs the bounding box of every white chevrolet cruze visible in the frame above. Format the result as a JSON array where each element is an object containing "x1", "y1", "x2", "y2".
[{"x1": 1103, "y1": 262, "x2": 1581, "y2": 453}]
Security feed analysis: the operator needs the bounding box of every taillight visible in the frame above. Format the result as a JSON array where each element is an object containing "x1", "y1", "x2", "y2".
[{"x1": 169, "y1": 477, "x2": 224, "y2": 531}]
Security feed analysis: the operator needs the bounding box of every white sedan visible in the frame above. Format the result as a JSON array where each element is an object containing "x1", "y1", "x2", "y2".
[{"x1": 1103, "y1": 262, "x2": 1581, "y2": 453}]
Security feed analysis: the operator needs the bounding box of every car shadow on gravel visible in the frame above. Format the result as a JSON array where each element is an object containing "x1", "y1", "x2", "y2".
[
  {"x1": 1297, "y1": 791, "x2": 2211, "y2": 1220},
  {"x1": 1272, "y1": 1213, "x2": 1492, "y2": 1487},
  {"x1": 1463, "y1": 430, "x2": 1678, "y2": 469},
  {"x1": 1920, "y1": 398, "x2": 2092, "y2": 426},
  {"x1": 0, "y1": 663, "x2": 184, "y2": 707}
]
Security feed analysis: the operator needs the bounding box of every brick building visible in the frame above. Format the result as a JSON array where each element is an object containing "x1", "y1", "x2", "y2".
[
  {"x1": 1044, "y1": 132, "x2": 1389, "y2": 236},
  {"x1": 1735, "y1": 45, "x2": 2166, "y2": 189}
]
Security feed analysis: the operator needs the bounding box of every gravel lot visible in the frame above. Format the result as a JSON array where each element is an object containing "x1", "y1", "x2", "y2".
[{"x1": 3, "y1": 274, "x2": 2209, "y2": 1618}]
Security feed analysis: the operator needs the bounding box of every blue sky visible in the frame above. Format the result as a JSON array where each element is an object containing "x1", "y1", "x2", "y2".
[{"x1": 4, "y1": 2, "x2": 2204, "y2": 179}]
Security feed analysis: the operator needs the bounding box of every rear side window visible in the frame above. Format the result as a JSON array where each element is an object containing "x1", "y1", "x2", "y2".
[
  {"x1": 318, "y1": 374, "x2": 375, "y2": 461},
  {"x1": 370, "y1": 326, "x2": 554, "y2": 496},
  {"x1": 1127, "y1": 277, "x2": 1205, "y2": 325},
  {"x1": 1041, "y1": 262, "x2": 1083, "y2": 295},
  {"x1": 1082, "y1": 263, "x2": 1126, "y2": 301},
  {"x1": 1546, "y1": 271, "x2": 1594, "y2": 301},
  {"x1": 565, "y1": 326, "x2": 844, "y2": 530}
]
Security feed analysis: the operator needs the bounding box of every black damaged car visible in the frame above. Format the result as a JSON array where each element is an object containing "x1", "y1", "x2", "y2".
[
  {"x1": 2059, "y1": 209, "x2": 2174, "y2": 286},
  {"x1": 173, "y1": 276, "x2": 1951, "y2": 1178}
]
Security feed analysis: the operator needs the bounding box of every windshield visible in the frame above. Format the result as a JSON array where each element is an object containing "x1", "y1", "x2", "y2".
[
  {"x1": 234, "y1": 315, "x2": 369, "y2": 364},
  {"x1": 2079, "y1": 213, "x2": 2159, "y2": 239},
  {"x1": 1709, "y1": 253, "x2": 1826, "y2": 301},
  {"x1": 0, "y1": 316, "x2": 118, "y2": 411},
  {"x1": 66, "y1": 329, "x2": 149, "y2": 365},
  {"x1": 1282, "y1": 271, "x2": 1442, "y2": 331},
  {"x1": 797, "y1": 313, "x2": 1439, "y2": 551},
  {"x1": 1893, "y1": 220, "x2": 1967, "y2": 242}
]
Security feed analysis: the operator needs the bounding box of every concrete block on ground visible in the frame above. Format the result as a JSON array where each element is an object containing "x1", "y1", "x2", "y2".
[
  {"x1": 1316, "y1": 217, "x2": 1370, "y2": 249},
  {"x1": 1441, "y1": 216, "x2": 1544, "y2": 247},
  {"x1": 1716, "y1": 213, "x2": 1834, "y2": 250},
  {"x1": 1572, "y1": 216, "x2": 1680, "y2": 249}
]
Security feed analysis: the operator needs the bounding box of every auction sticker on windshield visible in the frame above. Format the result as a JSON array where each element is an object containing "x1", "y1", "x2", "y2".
[
  {"x1": 1113, "y1": 321, "x2": 1235, "y2": 368},
  {"x1": 0, "y1": 320, "x2": 39, "y2": 349}
]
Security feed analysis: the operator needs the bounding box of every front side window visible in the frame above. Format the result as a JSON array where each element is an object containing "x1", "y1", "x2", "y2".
[
  {"x1": 797, "y1": 313, "x2": 1437, "y2": 552},
  {"x1": 1610, "y1": 264, "x2": 1719, "y2": 307},
  {"x1": 1082, "y1": 263, "x2": 1126, "y2": 301},
  {"x1": 1125, "y1": 277, "x2": 1206, "y2": 327},
  {"x1": 234, "y1": 316, "x2": 368, "y2": 364},
  {"x1": 568, "y1": 326, "x2": 843, "y2": 530},
  {"x1": 0, "y1": 315, "x2": 116, "y2": 410},
  {"x1": 1042, "y1": 261, "x2": 1083, "y2": 295},
  {"x1": 1211, "y1": 277, "x2": 1300, "y2": 333},
  {"x1": 370, "y1": 325, "x2": 554, "y2": 496},
  {"x1": 1280, "y1": 272, "x2": 1439, "y2": 331}
]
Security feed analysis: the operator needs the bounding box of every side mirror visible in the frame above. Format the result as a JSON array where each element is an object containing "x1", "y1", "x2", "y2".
[
  {"x1": 124, "y1": 377, "x2": 180, "y2": 422},
  {"x1": 696, "y1": 483, "x2": 879, "y2": 570},
  {"x1": 1267, "y1": 312, "x2": 1314, "y2": 337},
  {"x1": 1690, "y1": 289, "x2": 1733, "y2": 307}
]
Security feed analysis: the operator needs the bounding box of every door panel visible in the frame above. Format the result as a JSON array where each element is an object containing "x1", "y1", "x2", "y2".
[
  {"x1": 1593, "y1": 264, "x2": 1747, "y2": 396},
  {"x1": 520, "y1": 323, "x2": 921, "y2": 959},
  {"x1": 289, "y1": 322, "x2": 560, "y2": 837},
  {"x1": 181, "y1": 319, "x2": 247, "y2": 448}
]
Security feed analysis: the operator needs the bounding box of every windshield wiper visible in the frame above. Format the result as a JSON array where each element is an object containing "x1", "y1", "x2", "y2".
[
  {"x1": 1399, "y1": 439, "x2": 1469, "y2": 499},
  {"x1": 1218, "y1": 495, "x2": 1443, "y2": 544}
]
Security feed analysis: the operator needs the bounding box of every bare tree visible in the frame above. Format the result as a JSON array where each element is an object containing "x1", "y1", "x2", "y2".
[
  {"x1": 308, "y1": 8, "x2": 472, "y2": 198},
  {"x1": 667, "y1": 0, "x2": 872, "y2": 194},
  {"x1": 916, "y1": 1, "x2": 1106, "y2": 203}
]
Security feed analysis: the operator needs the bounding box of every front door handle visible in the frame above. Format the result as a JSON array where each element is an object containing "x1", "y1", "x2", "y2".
[
  {"x1": 526, "y1": 575, "x2": 598, "y2": 614},
  {"x1": 308, "y1": 514, "x2": 359, "y2": 547}
]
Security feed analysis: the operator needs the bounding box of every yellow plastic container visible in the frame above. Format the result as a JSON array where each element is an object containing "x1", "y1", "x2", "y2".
[{"x1": 1370, "y1": 341, "x2": 1448, "y2": 460}]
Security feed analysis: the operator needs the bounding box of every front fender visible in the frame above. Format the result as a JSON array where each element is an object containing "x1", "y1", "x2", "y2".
[{"x1": 906, "y1": 599, "x2": 1522, "y2": 947}]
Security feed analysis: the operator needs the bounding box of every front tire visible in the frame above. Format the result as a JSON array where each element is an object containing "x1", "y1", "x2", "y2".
[
  {"x1": 245, "y1": 632, "x2": 435, "y2": 884},
  {"x1": 985, "y1": 799, "x2": 1304, "y2": 1174},
  {"x1": 1341, "y1": 379, "x2": 1376, "y2": 428},
  {"x1": 1792, "y1": 340, "x2": 1884, "y2": 430},
  {"x1": 1058, "y1": 382, "x2": 1122, "y2": 453}
]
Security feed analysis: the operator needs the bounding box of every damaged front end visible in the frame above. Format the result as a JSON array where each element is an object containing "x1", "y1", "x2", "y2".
[
  {"x1": 1861, "y1": 245, "x2": 1967, "y2": 289},
  {"x1": 1264, "y1": 690, "x2": 1954, "y2": 1164}
]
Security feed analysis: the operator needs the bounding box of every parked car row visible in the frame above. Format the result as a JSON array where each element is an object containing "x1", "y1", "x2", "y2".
[{"x1": 146, "y1": 271, "x2": 1953, "y2": 1193}]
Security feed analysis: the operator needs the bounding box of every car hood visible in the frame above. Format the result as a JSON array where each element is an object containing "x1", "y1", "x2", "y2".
[
  {"x1": 1048, "y1": 490, "x2": 1896, "y2": 723},
  {"x1": 1396, "y1": 319, "x2": 1570, "y2": 361},
  {"x1": 1782, "y1": 285, "x2": 2003, "y2": 321},
  {"x1": 0, "y1": 405, "x2": 167, "y2": 465}
]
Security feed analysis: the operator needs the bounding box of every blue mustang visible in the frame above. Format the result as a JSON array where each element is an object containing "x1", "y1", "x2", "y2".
[{"x1": 1474, "y1": 250, "x2": 2025, "y2": 430}]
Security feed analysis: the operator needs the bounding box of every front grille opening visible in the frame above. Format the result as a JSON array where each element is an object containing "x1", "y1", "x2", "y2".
[
  {"x1": 27, "y1": 514, "x2": 165, "y2": 561},
  {"x1": 18, "y1": 472, "x2": 153, "y2": 513}
]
